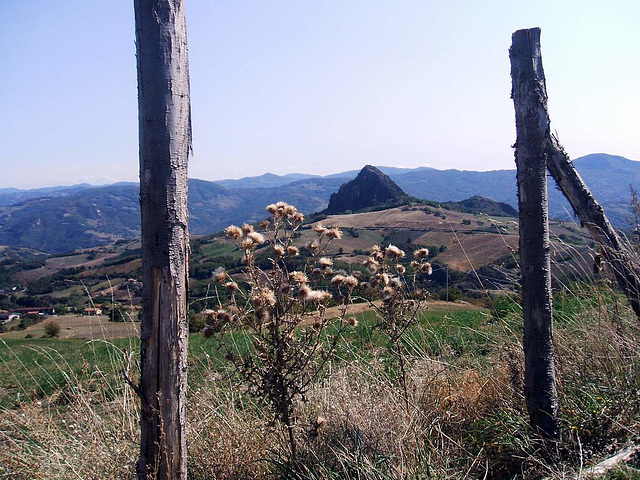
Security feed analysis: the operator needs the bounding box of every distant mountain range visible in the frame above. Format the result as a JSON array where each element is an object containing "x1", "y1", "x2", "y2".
[
  {"x1": 0, "y1": 182, "x2": 138, "y2": 207},
  {"x1": 0, "y1": 178, "x2": 347, "y2": 253},
  {"x1": 0, "y1": 153, "x2": 637, "y2": 253}
]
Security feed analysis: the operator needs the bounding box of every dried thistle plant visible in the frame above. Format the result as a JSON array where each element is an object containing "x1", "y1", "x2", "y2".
[
  {"x1": 363, "y1": 244, "x2": 432, "y2": 408},
  {"x1": 203, "y1": 202, "x2": 354, "y2": 462}
]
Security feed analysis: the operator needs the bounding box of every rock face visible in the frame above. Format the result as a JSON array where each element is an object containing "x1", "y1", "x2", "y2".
[{"x1": 325, "y1": 165, "x2": 408, "y2": 214}]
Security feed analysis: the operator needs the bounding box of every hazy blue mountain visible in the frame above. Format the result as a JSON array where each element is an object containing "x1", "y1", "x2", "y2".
[
  {"x1": 213, "y1": 172, "x2": 320, "y2": 189},
  {"x1": 387, "y1": 154, "x2": 640, "y2": 226},
  {"x1": 189, "y1": 177, "x2": 343, "y2": 234},
  {"x1": 0, "y1": 178, "x2": 345, "y2": 253},
  {"x1": 0, "y1": 185, "x2": 140, "y2": 253},
  {"x1": 0, "y1": 184, "x2": 96, "y2": 206},
  {"x1": 211, "y1": 166, "x2": 433, "y2": 188},
  {"x1": 323, "y1": 166, "x2": 433, "y2": 179},
  {"x1": 0, "y1": 153, "x2": 637, "y2": 253},
  {"x1": 563, "y1": 154, "x2": 640, "y2": 205},
  {"x1": 391, "y1": 169, "x2": 516, "y2": 204}
]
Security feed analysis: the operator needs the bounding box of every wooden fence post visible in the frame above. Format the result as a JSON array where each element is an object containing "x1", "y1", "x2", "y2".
[
  {"x1": 134, "y1": 0, "x2": 191, "y2": 478},
  {"x1": 509, "y1": 27, "x2": 560, "y2": 441}
]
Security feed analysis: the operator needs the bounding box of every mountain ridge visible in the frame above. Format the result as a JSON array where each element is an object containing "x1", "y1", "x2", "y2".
[{"x1": 0, "y1": 153, "x2": 637, "y2": 253}]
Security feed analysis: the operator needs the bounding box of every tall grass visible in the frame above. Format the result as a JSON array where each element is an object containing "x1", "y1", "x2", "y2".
[{"x1": 0, "y1": 338, "x2": 139, "y2": 478}]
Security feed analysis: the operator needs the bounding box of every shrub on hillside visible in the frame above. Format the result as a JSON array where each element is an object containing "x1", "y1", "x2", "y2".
[
  {"x1": 43, "y1": 320, "x2": 60, "y2": 337},
  {"x1": 19, "y1": 313, "x2": 43, "y2": 331}
]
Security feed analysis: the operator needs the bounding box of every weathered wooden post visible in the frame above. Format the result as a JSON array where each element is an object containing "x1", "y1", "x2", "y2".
[
  {"x1": 508, "y1": 28, "x2": 640, "y2": 321},
  {"x1": 546, "y1": 136, "x2": 640, "y2": 321},
  {"x1": 134, "y1": 0, "x2": 191, "y2": 478},
  {"x1": 509, "y1": 28, "x2": 560, "y2": 441}
]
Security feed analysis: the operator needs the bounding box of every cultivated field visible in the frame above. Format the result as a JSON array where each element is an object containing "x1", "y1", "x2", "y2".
[{"x1": 0, "y1": 314, "x2": 139, "y2": 340}]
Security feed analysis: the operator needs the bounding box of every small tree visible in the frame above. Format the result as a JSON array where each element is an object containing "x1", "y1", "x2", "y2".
[
  {"x1": 43, "y1": 320, "x2": 60, "y2": 338},
  {"x1": 108, "y1": 305, "x2": 128, "y2": 323}
]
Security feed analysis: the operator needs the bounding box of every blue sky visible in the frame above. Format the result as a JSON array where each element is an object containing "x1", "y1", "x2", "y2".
[{"x1": 1, "y1": 0, "x2": 638, "y2": 188}]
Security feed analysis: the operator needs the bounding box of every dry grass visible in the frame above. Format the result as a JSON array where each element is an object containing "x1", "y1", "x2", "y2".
[
  {"x1": 1, "y1": 398, "x2": 138, "y2": 479},
  {"x1": 305, "y1": 207, "x2": 591, "y2": 274},
  {"x1": 187, "y1": 378, "x2": 278, "y2": 480},
  {"x1": 0, "y1": 340, "x2": 140, "y2": 479}
]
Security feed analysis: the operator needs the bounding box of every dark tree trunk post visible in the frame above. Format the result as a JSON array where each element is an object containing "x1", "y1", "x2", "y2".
[
  {"x1": 134, "y1": 0, "x2": 191, "y2": 478},
  {"x1": 509, "y1": 28, "x2": 560, "y2": 441},
  {"x1": 546, "y1": 137, "x2": 640, "y2": 320}
]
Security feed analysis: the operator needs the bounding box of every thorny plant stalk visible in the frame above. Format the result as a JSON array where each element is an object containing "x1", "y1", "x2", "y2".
[
  {"x1": 363, "y1": 245, "x2": 432, "y2": 411},
  {"x1": 629, "y1": 185, "x2": 640, "y2": 249},
  {"x1": 202, "y1": 202, "x2": 357, "y2": 463}
]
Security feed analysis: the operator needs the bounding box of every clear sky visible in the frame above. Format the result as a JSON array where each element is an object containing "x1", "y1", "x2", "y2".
[{"x1": 1, "y1": 0, "x2": 638, "y2": 188}]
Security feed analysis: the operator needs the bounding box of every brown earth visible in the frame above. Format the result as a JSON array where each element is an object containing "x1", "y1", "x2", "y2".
[
  {"x1": 0, "y1": 314, "x2": 140, "y2": 340},
  {"x1": 306, "y1": 207, "x2": 522, "y2": 270}
]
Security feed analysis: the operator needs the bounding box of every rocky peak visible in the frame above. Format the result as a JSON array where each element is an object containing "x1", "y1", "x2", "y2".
[{"x1": 324, "y1": 165, "x2": 408, "y2": 214}]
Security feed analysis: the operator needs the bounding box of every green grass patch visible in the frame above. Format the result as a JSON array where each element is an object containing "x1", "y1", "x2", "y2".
[
  {"x1": 2, "y1": 292, "x2": 640, "y2": 478},
  {"x1": 0, "y1": 304, "x2": 491, "y2": 409},
  {"x1": 0, "y1": 337, "x2": 137, "y2": 409},
  {"x1": 46, "y1": 254, "x2": 89, "y2": 267},
  {"x1": 201, "y1": 241, "x2": 242, "y2": 258},
  {"x1": 88, "y1": 277, "x2": 127, "y2": 293},
  {"x1": 48, "y1": 284, "x2": 85, "y2": 298}
]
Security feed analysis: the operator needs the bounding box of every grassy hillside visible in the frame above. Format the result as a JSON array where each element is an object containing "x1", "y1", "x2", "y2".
[
  {"x1": 1, "y1": 285, "x2": 638, "y2": 478},
  {"x1": 0, "y1": 203, "x2": 596, "y2": 322},
  {"x1": 1, "y1": 199, "x2": 638, "y2": 478}
]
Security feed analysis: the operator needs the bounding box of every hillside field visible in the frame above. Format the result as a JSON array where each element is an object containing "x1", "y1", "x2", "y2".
[{"x1": 0, "y1": 314, "x2": 139, "y2": 340}]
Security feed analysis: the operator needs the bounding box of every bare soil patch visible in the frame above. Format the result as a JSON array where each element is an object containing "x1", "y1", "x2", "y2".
[{"x1": 1, "y1": 314, "x2": 140, "y2": 340}]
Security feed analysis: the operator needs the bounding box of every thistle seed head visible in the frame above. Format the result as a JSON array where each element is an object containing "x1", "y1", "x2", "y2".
[
  {"x1": 385, "y1": 244, "x2": 405, "y2": 259},
  {"x1": 225, "y1": 225, "x2": 242, "y2": 239},
  {"x1": 247, "y1": 231, "x2": 265, "y2": 245},
  {"x1": 327, "y1": 227, "x2": 342, "y2": 239}
]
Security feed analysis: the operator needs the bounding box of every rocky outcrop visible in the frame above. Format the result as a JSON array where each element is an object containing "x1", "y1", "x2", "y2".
[{"x1": 325, "y1": 165, "x2": 408, "y2": 214}]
